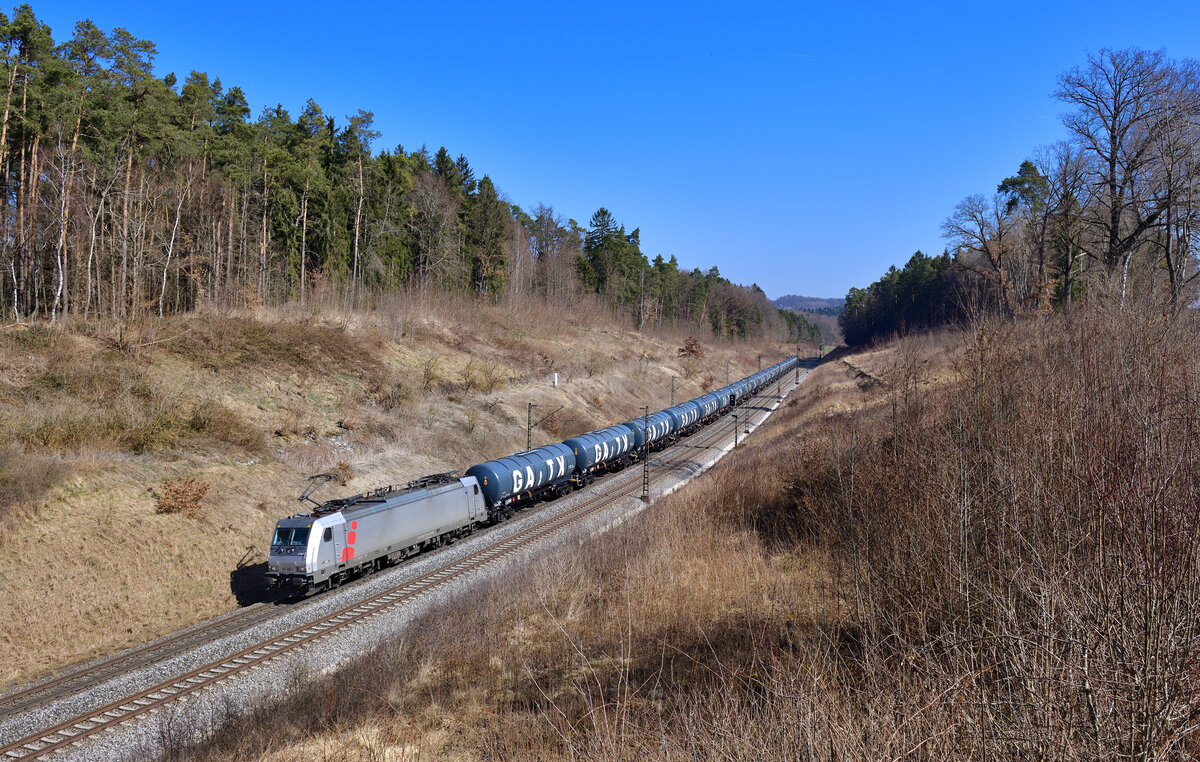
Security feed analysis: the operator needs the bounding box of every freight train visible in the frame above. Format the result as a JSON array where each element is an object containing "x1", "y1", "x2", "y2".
[{"x1": 266, "y1": 356, "x2": 799, "y2": 594}]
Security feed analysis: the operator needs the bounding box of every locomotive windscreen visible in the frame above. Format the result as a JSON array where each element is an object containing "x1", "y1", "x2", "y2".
[{"x1": 272, "y1": 527, "x2": 310, "y2": 546}]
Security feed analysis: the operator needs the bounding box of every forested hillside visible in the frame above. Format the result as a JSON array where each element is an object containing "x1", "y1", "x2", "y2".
[
  {"x1": 0, "y1": 5, "x2": 816, "y2": 344},
  {"x1": 841, "y1": 48, "x2": 1200, "y2": 346},
  {"x1": 772, "y1": 294, "x2": 843, "y2": 314}
]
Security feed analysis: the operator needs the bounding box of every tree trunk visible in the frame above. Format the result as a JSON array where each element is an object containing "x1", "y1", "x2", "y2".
[
  {"x1": 0, "y1": 59, "x2": 17, "y2": 320},
  {"x1": 225, "y1": 187, "x2": 234, "y2": 306},
  {"x1": 15, "y1": 125, "x2": 26, "y2": 317},
  {"x1": 9, "y1": 259, "x2": 16, "y2": 321},
  {"x1": 300, "y1": 176, "x2": 309, "y2": 307},
  {"x1": 1163, "y1": 199, "x2": 1176, "y2": 303},
  {"x1": 353, "y1": 155, "x2": 364, "y2": 302},
  {"x1": 0, "y1": 58, "x2": 18, "y2": 164},
  {"x1": 51, "y1": 166, "x2": 65, "y2": 324},
  {"x1": 1120, "y1": 251, "x2": 1132, "y2": 308},
  {"x1": 259, "y1": 160, "x2": 269, "y2": 303},
  {"x1": 121, "y1": 142, "x2": 134, "y2": 317},
  {"x1": 195, "y1": 135, "x2": 208, "y2": 309},
  {"x1": 52, "y1": 92, "x2": 86, "y2": 321},
  {"x1": 27, "y1": 131, "x2": 40, "y2": 316},
  {"x1": 160, "y1": 176, "x2": 190, "y2": 316},
  {"x1": 239, "y1": 184, "x2": 249, "y2": 303},
  {"x1": 84, "y1": 187, "x2": 105, "y2": 320},
  {"x1": 1063, "y1": 246, "x2": 1073, "y2": 315}
]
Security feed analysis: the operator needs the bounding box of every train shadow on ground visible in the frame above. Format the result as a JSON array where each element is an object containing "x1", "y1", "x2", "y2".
[
  {"x1": 229, "y1": 561, "x2": 274, "y2": 606},
  {"x1": 229, "y1": 546, "x2": 279, "y2": 606}
]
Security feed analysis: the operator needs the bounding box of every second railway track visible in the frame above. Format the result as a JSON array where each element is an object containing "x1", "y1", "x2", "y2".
[
  {"x1": 1, "y1": 370, "x2": 808, "y2": 761},
  {"x1": 0, "y1": 597, "x2": 289, "y2": 721}
]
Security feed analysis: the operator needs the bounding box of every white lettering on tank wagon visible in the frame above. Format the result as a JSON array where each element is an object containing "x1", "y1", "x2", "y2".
[
  {"x1": 544, "y1": 455, "x2": 567, "y2": 478},
  {"x1": 513, "y1": 464, "x2": 539, "y2": 492}
]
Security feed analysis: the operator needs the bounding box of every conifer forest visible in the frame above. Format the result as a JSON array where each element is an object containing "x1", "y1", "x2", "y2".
[{"x1": 0, "y1": 5, "x2": 815, "y2": 344}]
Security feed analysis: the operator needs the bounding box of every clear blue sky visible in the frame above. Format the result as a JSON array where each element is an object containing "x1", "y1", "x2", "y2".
[{"x1": 30, "y1": 0, "x2": 1200, "y2": 299}]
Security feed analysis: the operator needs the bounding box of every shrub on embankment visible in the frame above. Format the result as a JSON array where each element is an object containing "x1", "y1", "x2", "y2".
[
  {"x1": 170, "y1": 301, "x2": 1200, "y2": 761},
  {"x1": 794, "y1": 301, "x2": 1200, "y2": 759}
]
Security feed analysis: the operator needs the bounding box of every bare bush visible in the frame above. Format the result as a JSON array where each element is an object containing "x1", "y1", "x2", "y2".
[
  {"x1": 481, "y1": 361, "x2": 506, "y2": 394},
  {"x1": 421, "y1": 355, "x2": 441, "y2": 392},
  {"x1": 0, "y1": 446, "x2": 69, "y2": 539},
  {"x1": 677, "y1": 335, "x2": 705, "y2": 379},
  {"x1": 460, "y1": 359, "x2": 483, "y2": 394},
  {"x1": 366, "y1": 379, "x2": 411, "y2": 412},
  {"x1": 331, "y1": 461, "x2": 354, "y2": 486},
  {"x1": 155, "y1": 477, "x2": 210, "y2": 519},
  {"x1": 274, "y1": 404, "x2": 316, "y2": 439},
  {"x1": 188, "y1": 398, "x2": 265, "y2": 452},
  {"x1": 541, "y1": 406, "x2": 592, "y2": 439},
  {"x1": 463, "y1": 408, "x2": 482, "y2": 435}
]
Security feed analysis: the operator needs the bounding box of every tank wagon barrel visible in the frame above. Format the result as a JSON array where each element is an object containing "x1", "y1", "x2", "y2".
[
  {"x1": 563, "y1": 424, "x2": 637, "y2": 483},
  {"x1": 664, "y1": 400, "x2": 703, "y2": 437},
  {"x1": 711, "y1": 384, "x2": 740, "y2": 410},
  {"x1": 622, "y1": 410, "x2": 674, "y2": 451},
  {"x1": 694, "y1": 393, "x2": 723, "y2": 421},
  {"x1": 623, "y1": 418, "x2": 646, "y2": 450},
  {"x1": 465, "y1": 442, "x2": 575, "y2": 522}
]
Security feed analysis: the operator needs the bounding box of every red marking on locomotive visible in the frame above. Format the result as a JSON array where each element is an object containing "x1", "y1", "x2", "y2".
[{"x1": 341, "y1": 520, "x2": 359, "y2": 562}]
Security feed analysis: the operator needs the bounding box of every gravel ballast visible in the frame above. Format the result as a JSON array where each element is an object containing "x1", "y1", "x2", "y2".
[{"x1": 2, "y1": 371, "x2": 808, "y2": 761}]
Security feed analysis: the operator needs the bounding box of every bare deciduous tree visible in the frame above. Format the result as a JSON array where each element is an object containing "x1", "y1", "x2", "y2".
[
  {"x1": 1055, "y1": 49, "x2": 1180, "y2": 297},
  {"x1": 941, "y1": 193, "x2": 1018, "y2": 314},
  {"x1": 408, "y1": 171, "x2": 462, "y2": 293}
]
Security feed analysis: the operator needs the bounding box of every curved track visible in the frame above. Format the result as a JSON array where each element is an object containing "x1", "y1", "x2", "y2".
[{"x1": 0, "y1": 369, "x2": 806, "y2": 760}]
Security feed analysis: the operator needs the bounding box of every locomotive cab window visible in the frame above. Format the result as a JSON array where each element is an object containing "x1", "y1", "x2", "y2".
[
  {"x1": 272, "y1": 527, "x2": 310, "y2": 546},
  {"x1": 323, "y1": 528, "x2": 332, "y2": 542}
]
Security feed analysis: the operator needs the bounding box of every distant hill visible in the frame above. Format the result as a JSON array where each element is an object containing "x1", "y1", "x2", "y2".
[
  {"x1": 773, "y1": 295, "x2": 845, "y2": 315},
  {"x1": 771, "y1": 295, "x2": 844, "y2": 345}
]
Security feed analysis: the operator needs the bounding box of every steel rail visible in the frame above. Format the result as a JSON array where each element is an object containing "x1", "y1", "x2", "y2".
[
  {"x1": 1, "y1": 374, "x2": 802, "y2": 760},
  {"x1": 0, "y1": 598, "x2": 290, "y2": 721}
]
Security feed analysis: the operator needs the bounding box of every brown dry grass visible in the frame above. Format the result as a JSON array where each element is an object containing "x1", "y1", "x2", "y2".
[
  {"x1": 170, "y1": 298, "x2": 1200, "y2": 761},
  {"x1": 165, "y1": 353, "x2": 855, "y2": 762},
  {"x1": 0, "y1": 295, "x2": 796, "y2": 690}
]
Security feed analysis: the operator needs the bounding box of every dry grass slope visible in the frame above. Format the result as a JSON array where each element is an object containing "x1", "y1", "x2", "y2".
[
  {"x1": 168, "y1": 300, "x2": 1200, "y2": 761},
  {"x1": 0, "y1": 293, "x2": 792, "y2": 690},
  {"x1": 164, "y1": 355, "x2": 858, "y2": 761}
]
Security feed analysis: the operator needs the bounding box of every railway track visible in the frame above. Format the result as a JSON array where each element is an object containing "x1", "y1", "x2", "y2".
[
  {"x1": 0, "y1": 372, "x2": 806, "y2": 760},
  {"x1": 0, "y1": 598, "x2": 288, "y2": 721}
]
